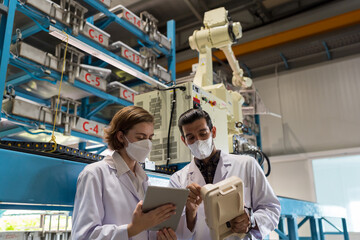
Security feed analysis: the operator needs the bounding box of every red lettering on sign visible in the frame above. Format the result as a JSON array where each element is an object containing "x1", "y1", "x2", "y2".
[
  {"x1": 124, "y1": 49, "x2": 130, "y2": 59},
  {"x1": 125, "y1": 11, "x2": 131, "y2": 21},
  {"x1": 83, "y1": 121, "x2": 89, "y2": 132},
  {"x1": 85, "y1": 73, "x2": 91, "y2": 83},
  {"x1": 93, "y1": 125, "x2": 99, "y2": 134},
  {"x1": 89, "y1": 29, "x2": 95, "y2": 39},
  {"x1": 122, "y1": 89, "x2": 128, "y2": 99}
]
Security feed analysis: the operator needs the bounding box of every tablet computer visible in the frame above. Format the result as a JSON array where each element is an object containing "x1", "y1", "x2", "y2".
[{"x1": 142, "y1": 186, "x2": 189, "y2": 231}]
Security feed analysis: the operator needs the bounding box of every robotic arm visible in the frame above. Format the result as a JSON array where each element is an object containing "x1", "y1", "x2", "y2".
[{"x1": 189, "y1": 7, "x2": 252, "y2": 88}]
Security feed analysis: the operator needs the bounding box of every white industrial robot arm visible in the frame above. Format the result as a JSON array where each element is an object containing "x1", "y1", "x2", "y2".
[
  {"x1": 220, "y1": 45, "x2": 252, "y2": 88},
  {"x1": 189, "y1": 7, "x2": 252, "y2": 88}
]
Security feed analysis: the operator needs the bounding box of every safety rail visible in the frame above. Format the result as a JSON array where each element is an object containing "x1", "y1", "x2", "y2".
[
  {"x1": 276, "y1": 197, "x2": 349, "y2": 240},
  {"x1": 0, "y1": 212, "x2": 72, "y2": 240}
]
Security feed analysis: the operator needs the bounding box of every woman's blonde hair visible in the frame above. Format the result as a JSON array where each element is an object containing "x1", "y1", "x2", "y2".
[{"x1": 104, "y1": 106, "x2": 154, "y2": 150}]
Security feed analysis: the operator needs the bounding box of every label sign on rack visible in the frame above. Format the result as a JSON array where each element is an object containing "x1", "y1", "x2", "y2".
[
  {"x1": 120, "y1": 87, "x2": 135, "y2": 102},
  {"x1": 121, "y1": 47, "x2": 144, "y2": 68},
  {"x1": 78, "y1": 69, "x2": 107, "y2": 91},
  {"x1": 82, "y1": 23, "x2": 110, "y2": 48},
  {"x1": 74, "y1": 118, "x2": 106, "y2": 137},
  {"x1": 119, "y1": 8, "x2": 144, "y2": 30},
  {"x1": 124, "y1": 10, "x2": 143, "y2": 29}
]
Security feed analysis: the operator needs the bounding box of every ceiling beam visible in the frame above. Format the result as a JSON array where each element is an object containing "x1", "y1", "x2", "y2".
[
  {"x1": 176, "y1": 9, "x2": 360, "y2": 73},
  {"x1": 183, "y1": 0, "x2": 202, "y2": 22}
]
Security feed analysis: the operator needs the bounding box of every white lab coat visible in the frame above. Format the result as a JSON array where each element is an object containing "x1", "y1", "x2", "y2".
[
  {"x1": 169, "y1": 151, "x2": 281, "y2": 240},
  {"x1": 72, "y1": 152, "x2": 157, "y2": 240}
]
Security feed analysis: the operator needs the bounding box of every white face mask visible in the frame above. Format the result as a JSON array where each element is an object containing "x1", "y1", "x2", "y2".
[
  {"x1": 187, "y1": 135, "x2": 214, "y2": 159},
  {"x1": 124, "y1": 136, "x2": 152, "y2": 163}
]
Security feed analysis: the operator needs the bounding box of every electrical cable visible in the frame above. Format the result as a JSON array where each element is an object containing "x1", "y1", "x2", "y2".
[
  {"x1": 156, "y1": 86, "x2": 186, "y2": 92},
  {"x1": 257, "y1": 150, "x2": 265, "y2": 166},
  {"x1": 156, "y1": 86, "x2": 186, "y2": 166},
  {"x1": 47, "y1": 31, "x2": 69, "y2": 153},
  {"x1": 166, "y1": 88, "x2": 176, "y2": 166},
  {"x1": 262, "y1": 151, "x2": 271, "y2": 177},
  {"x1": 237, "y1": 149, "x2": 271, "y2": 176}
]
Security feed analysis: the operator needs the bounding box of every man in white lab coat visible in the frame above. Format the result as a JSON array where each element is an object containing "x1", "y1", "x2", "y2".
[{"x1": 170, "y1": 108, "x2": 280, "y2": 240}]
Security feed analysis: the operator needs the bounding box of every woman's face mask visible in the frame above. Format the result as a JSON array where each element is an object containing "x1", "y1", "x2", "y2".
[
  {"x1": 187, "y1": 135, "x2": 214, "y2": 159},
  {"x1": 124, "y1": 136, "x2": 152, "y2": 163}
]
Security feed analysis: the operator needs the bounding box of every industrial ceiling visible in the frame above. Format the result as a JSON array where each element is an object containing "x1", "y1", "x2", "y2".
[{"x1": 107, "y1": 0, "x2": 360, "y2": 80}]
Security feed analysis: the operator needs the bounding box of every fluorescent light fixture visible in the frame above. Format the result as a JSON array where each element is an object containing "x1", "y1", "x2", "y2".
[
  {"x1": 49, "y1": 26, "x2": 168, "y2": 89},
  {"x1": 108, "y1": 81, "x2": 139, "y2": 94}
]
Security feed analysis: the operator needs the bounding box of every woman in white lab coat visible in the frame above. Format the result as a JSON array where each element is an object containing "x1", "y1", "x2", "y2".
[{"x1": 72, "y1": 106, "x2": 177, "y2": 240}]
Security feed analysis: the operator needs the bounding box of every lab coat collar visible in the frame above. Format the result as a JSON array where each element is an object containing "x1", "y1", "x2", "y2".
[
  {"x1": 188, "y1": 159, "x2": 206, "y2": 186},
  {"x1": 213, "y1": 151, "x2": 232, "y2": 183},
  {"x1": 106, "y1": 151, "x2": 148, "y2": 201},
  {"x1": 104, "y1": 154, "x2": 116, "y2": 169},
  {"x1": 188, "y1": 151, "x2": 232, "y2": 185},
  {"x1": 112, "y1": 151, "x2": 131, "y2": 177}
]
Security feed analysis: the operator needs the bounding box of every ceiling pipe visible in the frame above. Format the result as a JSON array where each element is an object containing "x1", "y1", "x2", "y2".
[{"x1": 183, "y1": 0, "x2": 202, "y2": 22}]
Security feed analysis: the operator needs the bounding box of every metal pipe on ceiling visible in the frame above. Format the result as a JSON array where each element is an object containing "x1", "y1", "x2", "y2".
[
  {"x1": 245, "y1": 41, "x2": 360, "y2": 73},
  {"x1": 183, "y1": 0, "x2": 202, "y2": 22}
]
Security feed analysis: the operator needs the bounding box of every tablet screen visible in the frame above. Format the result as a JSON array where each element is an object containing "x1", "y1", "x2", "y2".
[{"x1": 142, "y1": 186, "x2": 189, "y2": 231}]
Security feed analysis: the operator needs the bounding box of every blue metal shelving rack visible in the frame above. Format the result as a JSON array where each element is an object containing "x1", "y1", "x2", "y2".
[
  {"x1": 0, "y1": 0, "x2": 176, "y2": 144},
  {"x1": 0, "y1": 0, "x2": 176, "y2": 208}
]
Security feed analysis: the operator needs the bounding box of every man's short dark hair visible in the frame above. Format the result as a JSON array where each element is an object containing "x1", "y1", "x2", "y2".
[{"x1": 178, "y1": 108, "x2": 213, "y2": 137}]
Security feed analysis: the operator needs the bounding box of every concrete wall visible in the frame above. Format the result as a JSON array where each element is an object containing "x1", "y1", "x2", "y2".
[
  {"x1": 254, "y1": 54, "x2": 360, "y2": 239},
  {"x1": 255, "y1": 54, "x2": 360, "y2": 156}
]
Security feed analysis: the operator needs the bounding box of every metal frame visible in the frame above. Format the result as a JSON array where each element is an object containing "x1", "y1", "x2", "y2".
[
  {"x1": 167, "y1": 19, "x2": 176, "y2": 83},
  {"x1": 0, "y1": 111, "x2": 104, "y2": 143},
  {"x1": 0, "y1": 0, "x2": 176, "y2": 144},
  {"x1": 13, "y1": 2, "x2": 169, "y2": 88},
  {"x1": 1, "y1": 0, "x2": 177, "y2": 117},
  {"x1": 8, "y1": 54, "x2": 134, "y2": 106},
  {"x1": 0, "y1": 148, "x2": 87, "y2": 211},
  {"x1": 322, "y1": 41, "x2": 332, "y2": 60},
  {"x1": 276, "y1": 197, "x2": 349, "y2": 240},
  {"x1": 0, "y1": 3, "x2": 8, "y2": 15},
  {"x1": 85, "y1": 0, "x2": 171, "y2": 57},
  {"x1": 11, "y1": 23, "x2": 43, "y2": 43},
  {"x1": 0, "y1": 0, "x2": 17, "y2": 101},
  {"x1": 0, "y1": 0, "x2": 177, "y2": 210},
  {"x1": 280, "y1": 52, "x2": 290, "y2": 69},
  {"x1": 254, "y1": 114, "x2": 262, "y2": 150}
]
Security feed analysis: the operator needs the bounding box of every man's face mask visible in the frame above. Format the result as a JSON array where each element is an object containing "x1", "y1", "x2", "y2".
[
  {"x1": 187, "y1": 135, "x2": 214, "y2": 159},
  {"x1": 124, "y1": 136, "x2": 152, "y2": 163}
]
